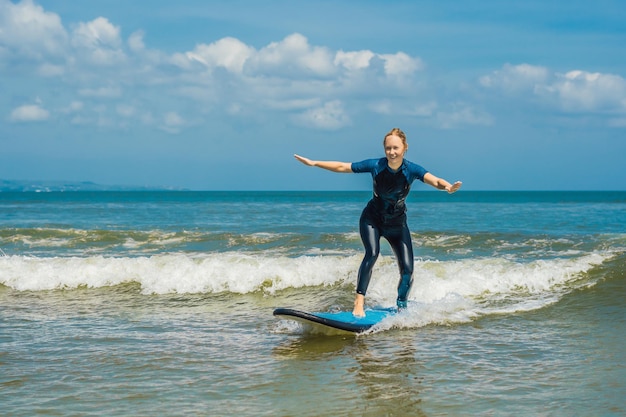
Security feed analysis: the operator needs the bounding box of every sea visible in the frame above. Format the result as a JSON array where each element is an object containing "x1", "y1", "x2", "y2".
[{"x1": 0, "y1": 190, "x2": 624, "y2": 417}]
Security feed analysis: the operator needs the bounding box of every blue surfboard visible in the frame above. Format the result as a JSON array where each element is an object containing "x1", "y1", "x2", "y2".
[{"x1": 273, "y1": 307, "x2": 396, "y2": 334}]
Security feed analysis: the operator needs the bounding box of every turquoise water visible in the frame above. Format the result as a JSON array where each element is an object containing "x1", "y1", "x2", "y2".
[{"x1": 1, "y1": 191, "x2": 625, "y2": 416}]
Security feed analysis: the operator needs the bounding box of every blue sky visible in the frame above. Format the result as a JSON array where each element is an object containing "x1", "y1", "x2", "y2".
[{"x1": 1, "y1": 0, "x2": 625, "y2": 190}]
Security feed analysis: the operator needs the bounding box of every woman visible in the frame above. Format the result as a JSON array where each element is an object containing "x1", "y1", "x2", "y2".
[{"x1": 295, "y1": 128, "x2": 462, "y2": 317}]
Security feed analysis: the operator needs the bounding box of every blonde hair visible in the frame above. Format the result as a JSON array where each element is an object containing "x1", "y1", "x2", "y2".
[{"x1": 383, "y1": 127, "x2": 408, "y2": 150}]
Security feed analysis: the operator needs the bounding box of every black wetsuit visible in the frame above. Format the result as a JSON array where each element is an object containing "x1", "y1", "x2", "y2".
[{"x1": 351, "y1": 158, "x2": 428, "y2": 308}]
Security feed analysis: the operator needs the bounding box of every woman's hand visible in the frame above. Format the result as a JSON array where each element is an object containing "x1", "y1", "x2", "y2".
[
  {"x1": 294, "y1": 154, "x2": 315, "y2": 166},
  {"x1": 424, "y1": 173, "x2": 462, "y2": 193},
  {"x1": 446, "y1": 181, "x2": 462, "y2": 194}
]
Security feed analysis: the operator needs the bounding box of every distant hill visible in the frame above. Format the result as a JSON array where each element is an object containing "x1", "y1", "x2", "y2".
[{"x1": 0, "y1": 180, "x2": 187, "y2": 192}]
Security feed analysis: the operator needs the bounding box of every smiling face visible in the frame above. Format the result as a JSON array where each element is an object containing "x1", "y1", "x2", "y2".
[{"x1": 384, "y1": 133, "x2": 407, "y2": 169}]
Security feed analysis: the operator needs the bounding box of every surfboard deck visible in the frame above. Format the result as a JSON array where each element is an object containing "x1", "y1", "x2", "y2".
[{"x1": 273, "y1": 307, "x2": 396, "y2": 334}]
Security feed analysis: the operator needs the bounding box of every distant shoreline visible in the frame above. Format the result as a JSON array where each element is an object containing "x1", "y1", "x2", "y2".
[{"x1": 0, "y1": 180, "x2": 187, "y2": 193}]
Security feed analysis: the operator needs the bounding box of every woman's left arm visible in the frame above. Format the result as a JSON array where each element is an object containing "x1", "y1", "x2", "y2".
[{"x1": 423, "y1": 172, "x2": 462, "y2": 194}]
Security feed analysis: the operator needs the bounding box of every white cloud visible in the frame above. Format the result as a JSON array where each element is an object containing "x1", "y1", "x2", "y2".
[
  {"x1": 293, "y1": 100, "x2": 350, "y2": 130},
  {"x1": 480, "y1": 63, "x2": 549, "y2": 93},
  {"x1": 410, "y1": 102, "x2": 438, "y2": 117},
  {"x1": 379, "y1": 52, "x2": 423, "y2": 77},
  {"x1": 17, "y1": 1, "x2": 624, "y2": 135},
  {"x1": 71, "y1": 16, "x2": 121, "y2": 49},
  {"x1": 166, "y1": 32, "x2": 427, "y2": 129},
  {"x1": 160, "y1": 111, "x2": 185, "y2": 133},
  {"x1": 60, "y1": 101, "x2": 84, "y2": 113},
  {"x1": 334, "y1": 50, "x2": 375, "y2": 71},
  {"x1": 538, "y1": 70, "x2": 626, "y2": 112},
  {"x1": 334, "y1": 49, "x2": 423, "y2": 82},
  {"x1": 436, "y1": 103, "x2": 494, "y2": 129},
  {"x1": 247, "y1": 33, "x2": 335, "y2": 77},
  {"x1": 185, "y1": 37, "x2": 254, "y2": 74},
  {"x1": 0, "y1": 0, "x2": 68, "y2": 60},
  {"x1": 10, "y1": 103, "x2": 50, "y2": 122},
  {"x1": 78, "y1": 86, "x2": 122, "y2": 98},
  {"x1": 1, "y1": 0, "x2": 429, "y2": 133},
  {"x1": 334, "y1": 49, "x2": 423, "y2": 84},
  {"x1": 116, "y1": 104, "x2": 135, "y2": 117},
  {"x1": 482, "y1": 64, "x2": 626, "y2": 116},
  {"x1": 263, "y1": 97, "x2": 321, "y2": 111},
  {"x1": 164, "y1": 111, "x2": 183, "y2": 126},
  {"x1": 128, "y1": 30, "x2": 145, "y2": 52},
  {"x1": 371, "y1": 100, "x2": 437, "y2": 117},
  {"x1": 71, "y1": 17, "x2": 126, "y2": 65},
  {"x1": 370, "y1": 100, "x2": 393, "y2": 115},
  {"x1": 37, "y1": 62, "x2": 64, "y2": 76}
]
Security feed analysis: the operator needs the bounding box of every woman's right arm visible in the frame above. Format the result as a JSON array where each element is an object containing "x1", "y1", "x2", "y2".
[{"x1": 294, "y1": 154, "x2": 353, "y2": 173}]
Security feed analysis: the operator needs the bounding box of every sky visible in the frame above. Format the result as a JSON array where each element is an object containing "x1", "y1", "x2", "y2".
[{"x1": 1, "y1": 0, "x2": 625, "y2": 191}]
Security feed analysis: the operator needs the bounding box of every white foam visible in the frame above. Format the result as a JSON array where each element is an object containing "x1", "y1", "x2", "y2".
[
  {"x1": 362, "y1": 252, "x2": 610, "y2": 331},
  {"x1": 0, "y1": 253, "x2": 361, "y2": 294},
  {"x1": 0, "y1": 251, "x2": 612, "y2": 327}
]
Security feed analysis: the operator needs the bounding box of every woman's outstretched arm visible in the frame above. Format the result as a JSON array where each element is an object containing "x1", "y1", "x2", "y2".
[
  {"x1": 294, "y1": 154, "x2": 353, "y2": 173},
  {"x1": 423, "y1": 172, "x2": 462, "y2": 193}
]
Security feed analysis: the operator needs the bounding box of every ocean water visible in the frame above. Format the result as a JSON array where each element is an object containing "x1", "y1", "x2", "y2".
[{"x1": 0, "y1": 191, "x2": 624, "y2": 416}]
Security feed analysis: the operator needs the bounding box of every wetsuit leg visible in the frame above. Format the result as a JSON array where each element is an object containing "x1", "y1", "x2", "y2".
[
  {"x1": 356, "y1": 212, "x2": 380, "y2": 296},
  {"x1": 383, "y1": 222, "x2": 414, "y2": 309}
]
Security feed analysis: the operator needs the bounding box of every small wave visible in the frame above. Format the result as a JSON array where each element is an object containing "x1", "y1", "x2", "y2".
[
  {"x1": 0, "y1": 253, "x2": 361, "y2": 294},
  {"x1": 0, "y1": 228, "x2": 306, "y2": 256},
  {"x1": 1, "y1": 249, "x2": 613, "y2": 302},
  {"x1": 365, "y1": 252, "x2": 613, "y2": 332},
  {"x1": 1, "y1": 227, "x2": 369, "y2": 258}
]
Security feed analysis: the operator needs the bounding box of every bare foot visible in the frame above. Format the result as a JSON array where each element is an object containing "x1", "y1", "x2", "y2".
[{"x1": 352, "y1": 294, "x2": 365, "y2": 317}]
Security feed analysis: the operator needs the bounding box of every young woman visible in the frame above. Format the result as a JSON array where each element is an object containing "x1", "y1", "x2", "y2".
[{"x1": 294, "y1": 128, "x2": 462, "y2": 316}]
